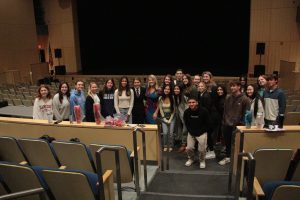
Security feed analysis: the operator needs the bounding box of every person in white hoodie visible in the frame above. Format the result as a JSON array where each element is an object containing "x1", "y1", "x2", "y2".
[
  {"x1": 52, "y1": 82, "x2": 70, "y2": 121},
  {"x1": 33, "y1": 85, "x2": 53, "y2": 120}
]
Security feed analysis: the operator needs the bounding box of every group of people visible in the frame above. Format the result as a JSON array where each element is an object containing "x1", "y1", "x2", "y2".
[{"x1": 32, "y1": 69, "x2": 286, "y2": 169}]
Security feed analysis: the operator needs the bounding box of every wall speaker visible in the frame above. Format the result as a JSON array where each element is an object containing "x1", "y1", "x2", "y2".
[
  {"x1": 55, "y1": 65, "x2": 66, "y2": 75},
  {"x1": 39, "y1": 49, "x2": 45, "y2": 62},
  {"x1": 254, "y1": 65, "x2": 265, "y2": 77},
  {"x1": 256, "y1": 43, "x2": 265, "y2": 55},
  {"x1": 54, "y1": 49, "x2": 62, "y2": 58}
]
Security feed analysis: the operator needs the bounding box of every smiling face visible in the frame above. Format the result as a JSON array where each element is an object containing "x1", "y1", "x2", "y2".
[
  {"x1": 40, "y1": 87, "x2": 49, "y2": 98},
  {"x1": 76, "y1": 81, "x2": 84, "y2": 92},
  {"x1": 258, "y1": 76, "x2": 267, "y2": 87},
  {"x1": 60, "y1": 83, "x2": 68, "y2": 94},
  {"x1": 90, "y1": 83, "x2": 98, "y2": 94},
  {"x1": 188, "y1": 98, "x2": 198, "y2": 110},
  {"x1": 174, "y1": 85, "x2": 181, "y2": 95},
  {"x1": 217, "y1": 86, "x2": 224, "y2": 96},
  {"x1": 133, "y1": 79, "x2": 141, "y2": 88},
  {"x1": 164, "y1": 85, "x2": 171, "y2": 95},
  {"x1": 106, "y1": 80, "x2": 113, "y2": 89},
  {"x1": 202, "y1": 74, "x2": 210, "y2": 84},
  {"x1": 198, "y1": 82, "x2": 206, "y2": 93},
  {"x1": 246, "y1": 85, "x2": 254, "y2": 97},
  {"x1": 121, "y1": 78, "x2": 128, "y2": 88}
]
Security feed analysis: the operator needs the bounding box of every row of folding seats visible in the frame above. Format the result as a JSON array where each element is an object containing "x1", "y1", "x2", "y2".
[
  {"x1": 243, "y1": 148, "x2": 300, "y2": 200},
  {"x1": 0, "y1": 160, "x2": 113, "y2": 200},
  {"x1": 0, "y1": 136, "x2": 137, "y2": 184}
]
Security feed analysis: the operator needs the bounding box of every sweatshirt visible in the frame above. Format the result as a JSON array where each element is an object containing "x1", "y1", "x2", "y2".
[
  {"x1": 52, "y1": 93, "x2": 70, "y2": 120},
  {"x1": 183, "y1": 106, "x2": 210, "y2": 137},
  {"x1": 33, "y1": 98, "x2": 53, "y2": 120}
]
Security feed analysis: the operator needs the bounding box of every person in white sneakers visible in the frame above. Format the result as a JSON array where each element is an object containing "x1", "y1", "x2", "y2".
[{"x1": 184, "y1": 97, "x2": 210, "y2": 169}]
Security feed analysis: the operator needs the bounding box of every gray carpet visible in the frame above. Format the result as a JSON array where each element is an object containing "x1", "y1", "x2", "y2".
[
  {"x1": 147, "y1": 171, "x2": 229, "y2": 195},
  {"x1": 139, "y1": 193, "x2": 234, "y2": 200}
]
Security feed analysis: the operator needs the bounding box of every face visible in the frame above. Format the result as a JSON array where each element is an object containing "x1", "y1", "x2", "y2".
[
  {"x1": 148, "y1": 77, "x2": 155, "y2": 86},
  {"x1": 240, "y1": 78, "x2": 246, "y2": 86},
  {"x1": 164, "y1": 76, "x2": 171, "y2": 85},
  {"x1": 246, "y1": 85, "x2": 254, "y2": 97},
  {"x1": 60, "y1": 84, "x2": 68, "y2": 94},
  {"x1": 40, "y1": 87, "x2": 49, "y2": 98},
  {"x1": 182, "y1": 76, "x2": 189, "y2": 85},
  {"x1": 90, "y1": 83, "x2": 98, "y2": 94},
  {"x1": 198, "y1": 82, "x2": 206, "y2": 93},
  {"x1": 134, "y1": 80, "x2": 141, "y2": 88},
  {"x1": 258, "y1": 76, "x2": 267, "y2": 86},
  {"x1": 174, "y1": 86, "x2": 180, "y2": 95},
  {"x1": 217, "y1": 87, "x2": 224, "y2": 96},
  {"x1": 202, "y1": 74, "x2": 210, "y2": 83},
  {"x1": 193, "y1": 75, "x2": 201, "y2": 86},
  {"x1": 164, "y1": 86, "x2": 171, "y2": 95},
  {"x1": 175, "y1": 70, "x2": 183, "y2": 80},
  {"x1": 188, "y1": 99, "x2": 198, "y2": 110},
  {"x1": 230, "y1": 84, "x2": 240, "y2": 94},
  {"x1": 106, "y1": 80, "x2": 113, "y2": 89},
  {"x1": 268, "y1": 79, "x2": 277, "y2": 88},
  {"x1": 76, "y1": 81, "x2": 84, "y2": 92},
  {"x1": 121, "y1": 78, "x2": 127, "y2": 88}
]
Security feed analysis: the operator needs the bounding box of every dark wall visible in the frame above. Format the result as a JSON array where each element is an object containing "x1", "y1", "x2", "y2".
[{"x1": 77, "y1": 1, "x2": 250, "y2": 76}]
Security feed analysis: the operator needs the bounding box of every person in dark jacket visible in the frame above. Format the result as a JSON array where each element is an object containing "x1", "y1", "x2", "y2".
[
  {"x1": 132, "y1": 77, "x2": 146, "y2": 124},
  {"x1": 99, "y1": 79, "x2": 116, "y2": 118},
  {"x1": 184, "y1": 97, "x2": 210, "y2": 169},
  {"x1": 85, "y1": 82, "x2": 101, "y2": 122}
]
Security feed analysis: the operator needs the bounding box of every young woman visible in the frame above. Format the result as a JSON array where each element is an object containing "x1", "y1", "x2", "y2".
[
  {"x1": 215, "y1": 85, "x2": 227, "y2": 142},
  {"x1": 52, "y1": 82, "x2": 70, "y2": 121},
  {"x1": 239, "y1": 75, "x2": 248, "y2": 94},
  {"x1": 158, "y1": 84, "x2": 175, "y2": 151},
  {"x1": 246, "y1": 84, "x2": 264, "y2": 126},
  {"x1": 182, "y1": 74, "x2": 197, "y2": 98},
  {"x1": 99, "y1": 79, "x2": 116, "y2": 118},
  {"x1": 257, "y1": 75, "x2": 267, "y2": 97},
  {"x1": 33, "y1": 85, "x2": 53, "y2": 120},
  {"x1": 85, "y1": 82, "x2": 101, "y2": 122},
  {"x1": 173, "y1": 84, "x2": 188, "y2": 152},
  {"x1": 145, "y1": 74, "x2": 159, "y2": 124},
  {"x1": 161, "y1": 74, "x2": 174, "y2": 91},
  {"x1": 114, "y1": 76, "x2": 134, "y2": 123}
]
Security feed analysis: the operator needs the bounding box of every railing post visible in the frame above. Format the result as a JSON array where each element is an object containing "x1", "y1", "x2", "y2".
[{"x1": 96, "y1": 146, "x2": 124, "y2": 200}]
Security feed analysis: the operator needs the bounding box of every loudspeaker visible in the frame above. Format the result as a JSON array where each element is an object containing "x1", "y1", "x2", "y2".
[
  {"x1": 256, "y1": 43, "x2": 265, "y2": 55},
  {"x1": 55, "y1": 65, "x2": 66, "y2": 75},
  {"x1": 297, "y1": 6, "x2": 300, "y2": 23},
  {"x1": 273, "y1": 71, "x2": 279, "y2": 76},
  {"x1": 254, "y1": 65, "x2": 265, "y2": 77},
  {"x1": 39, "y1": 49, "x2": 45, "y2": 62},
  {"x1": 54, "y1": 49, "x2": 62, "y2": 58}
]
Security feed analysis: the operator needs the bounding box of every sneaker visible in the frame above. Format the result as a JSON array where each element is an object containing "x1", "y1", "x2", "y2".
[
  {"x1": 205, "y1": 150, "x2": 216, "y2": 159},
  {"x1": 185, "y1": 159, "x2": 194, "y2": 167},
  {"x1": 218, "y1": 157, "x2": 230, "y2": 165},
  {"x1": 200, "y1": 161, "x2": 206, "y2": 169}
]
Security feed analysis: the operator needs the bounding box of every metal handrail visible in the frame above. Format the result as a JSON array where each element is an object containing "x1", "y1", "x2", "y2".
[
  {"x1": 133, "y1": 127, "x2": 147, "y2": 194},
  {"x1": 0, "y1": 188, "x2": 46, "y2": 200},
  {"x1": 96, "y1": 146, "x2": 124, "y2": 200},
  {"x1": 235, "y1": 152, "x2": 255, "y2": 200}
]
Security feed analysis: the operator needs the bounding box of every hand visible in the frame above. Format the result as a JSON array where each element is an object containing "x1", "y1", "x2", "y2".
[{"x1": 153, "y1": 112, "x2": 158, "y2": 120}]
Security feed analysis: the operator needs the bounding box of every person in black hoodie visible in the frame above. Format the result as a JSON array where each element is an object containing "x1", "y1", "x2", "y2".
[
  {"x1": 184, "y1": 97, "x2": 210, "y2": 169},
  {"x1": 99, "y1": 79, "x2": 116, "y2": 118}
]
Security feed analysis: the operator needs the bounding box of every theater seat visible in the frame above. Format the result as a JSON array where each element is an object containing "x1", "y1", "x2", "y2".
[
  {"x1": 52, "y1": 140, "x2": 96, "y2": 172},
  {"x1": 0, "y1": 136, "x2": 28, "y2": 165}
]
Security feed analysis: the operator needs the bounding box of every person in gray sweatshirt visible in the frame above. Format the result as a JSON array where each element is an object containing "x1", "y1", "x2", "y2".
[{"x1": 52, "y1": 82, "x2": 70, "y2": 121}]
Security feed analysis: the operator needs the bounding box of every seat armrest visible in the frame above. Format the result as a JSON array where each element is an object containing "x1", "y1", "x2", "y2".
[
  {"x1": 254, "y1": 177, "x2": 265, "y2": 196},
  {"x1": 19, "y1": 161, "x2": 28, "y2": 165},
  {"x1": 130, "y1": 146, "x2": 140, "y2": 158},
  {"x1": 59, "y1": 165, "x2": 67, "y2": 170}
]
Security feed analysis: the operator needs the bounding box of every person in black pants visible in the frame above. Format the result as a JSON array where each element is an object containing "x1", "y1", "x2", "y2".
[{"x1": 132, "y1": 77, "x2": 146, "y2": 124}]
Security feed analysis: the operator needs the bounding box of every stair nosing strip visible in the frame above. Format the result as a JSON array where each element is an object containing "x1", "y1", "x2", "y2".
[{"x1": 141, "y1": 191, "x2": 235, "y2": 198}]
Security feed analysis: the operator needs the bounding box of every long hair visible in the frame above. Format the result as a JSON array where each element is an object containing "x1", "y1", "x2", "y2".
[
  {"x1": 147, "y1": 74, "x2": 158, "y2": 92},
  {"x1": 246, "y1": 84, "x2": 263, "y2": 118},
  {"x1": 57, "y1": 82, "x2": 70, "y2": 103},
  {"x1": 103, "y1": 78, "x2": 115, "y2": 93},
  {"x1": 173, "y1": 84, "x2": 183, "y2": 106},
  {"x1": 161, "y1": 84, "x2": 174, "y2": 113},
  {"x1": 37, "y1": 84, "x2": 51, "y2": 99},
  {"x1": 118, "y1": 76, "x2": 131, "y2": 96}
]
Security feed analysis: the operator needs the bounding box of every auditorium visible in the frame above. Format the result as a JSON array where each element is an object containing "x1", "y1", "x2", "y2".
[{"x1": 0, "y1": 0, "x2": 300, "y2": 200}]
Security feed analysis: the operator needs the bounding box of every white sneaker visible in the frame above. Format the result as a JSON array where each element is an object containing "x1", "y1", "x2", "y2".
[
  {"x1": 185, "y1": 159, "x2": 194, "y2": 167},
  {"x1": 200, "y1": 161, "x2": 206, "y2": 169},
  {"x1": 205, "y1": 151, "x2": 216, "y2": 159},
  {"x1": 218, "y1": 157, "x2": 230, "y2": 165}
]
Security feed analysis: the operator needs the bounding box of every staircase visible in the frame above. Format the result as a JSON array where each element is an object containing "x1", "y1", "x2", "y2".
[{"x1": 139, "y1": 151, "x2": 235, "y2": 200}]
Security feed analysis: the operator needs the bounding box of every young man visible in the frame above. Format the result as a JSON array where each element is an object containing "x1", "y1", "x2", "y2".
[
  {"x1": 219, "y1": 81, "x2": 250, "y2": 165},
  {"x1": 132, "y1": 77, "x2": 146, "y2": 124},
  {"x1": 184, "y1": 97, "x2": 210, "y2": 169},
  {"x1": 174, "y1": 68, "x2": 184, "y2": 87},
  {"x1": 70, "y1": 80, "x2": 86, "y2": 121},
  {"x1": 263, "y1": 74, "x2": 286, "y2": 127}
]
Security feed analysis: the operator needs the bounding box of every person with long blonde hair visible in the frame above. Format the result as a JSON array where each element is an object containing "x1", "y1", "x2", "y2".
[
  {"x1": 145, "y1": 74, "x2": 159, "y2": 124},
  {"x1": 85, "y1": 82, "x2": 101, "y2": 122}
]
